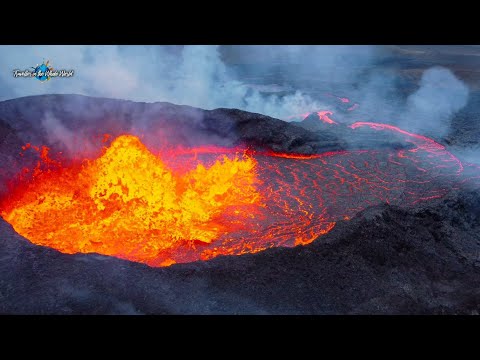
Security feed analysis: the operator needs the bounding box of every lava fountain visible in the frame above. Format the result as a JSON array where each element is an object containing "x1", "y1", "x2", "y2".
[{"x1": 0, "y1": 117, "x2": 472, "y2": 267}]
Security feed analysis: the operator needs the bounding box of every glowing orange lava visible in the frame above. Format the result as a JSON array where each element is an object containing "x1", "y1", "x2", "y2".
[
  {"x1": 0, "y1": 118, "x2": 474, "y2": 268},
  {"x1": 286, "y1": 112, "x2": 311, "y2": 121},
  {"x1": 325, "y1": 93, "x2": 350, "y2": 103},
  {"x1": 286, "y1": 110, "x2": 337, "y2": 124},
  {"x1": 0, "y1": 135, "x2": 262, "y2": 266},
  {"x1": 347, "y1": 103, "x2": 359, "y2": 111},
  {"x1": 317, "y1": 111, "x2": 337, "y2": 124}
]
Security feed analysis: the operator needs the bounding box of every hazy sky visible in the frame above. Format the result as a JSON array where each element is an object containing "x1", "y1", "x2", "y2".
[
  {"x1": 0, "y1": 45, "x2": 379, "y2": 118},
  {"x1": 0, "y1": 45, "x2": 471, "y2": 136}
]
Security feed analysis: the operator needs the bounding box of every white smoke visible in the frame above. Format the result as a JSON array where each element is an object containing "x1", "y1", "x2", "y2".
[
  {"x1": 0, "y1": 45, "x2": 377, "y2": 120},
  {"x1": 40, "y1": 111, "x2": 98, "y2": 156},
  {"x1": 0, "y1": 45, "x2": 472, "y2": 138},
  {"x1": 400, "y1": 66, "x2": 470, "y2": 137},
  {"x1": 40, "y1": 112, "x2": 77, "y2": 153}
]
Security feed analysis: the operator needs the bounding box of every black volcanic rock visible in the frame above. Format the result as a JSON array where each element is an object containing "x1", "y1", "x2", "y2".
[
  {"x1": 296, "y1": 112, "x2": 416, "y2": 151},
  {"x1": 0, "y1": 118, "x2": 31, "y2": 194},
  {"x1": 298, "y1": 112, "x2": 330, "y2": 132},
  {"x1": 0, "y1": 189, "x2": 478, "y2": 314},
  {"x1": 0, "y1": 94, "x2": 416, "y2": 161},
  {"x1": 446, "y1": 90, "x2": 480, "y2": 147},
  {"x1": 0, "y1": 95, "x2": 333, "y2": 156}
]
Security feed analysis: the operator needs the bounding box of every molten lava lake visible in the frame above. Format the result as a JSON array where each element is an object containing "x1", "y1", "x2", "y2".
[{"x1": 0, "y1": 123, "x2": 467, "y2": 267}]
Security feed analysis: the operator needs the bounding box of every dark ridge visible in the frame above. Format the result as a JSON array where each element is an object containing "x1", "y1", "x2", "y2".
[{"x1": 0, "y1": 94, "x2": 414, "y2": 158}]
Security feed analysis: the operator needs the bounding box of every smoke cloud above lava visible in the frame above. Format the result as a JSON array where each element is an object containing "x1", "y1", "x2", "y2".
[
  {"x1": 0, "y1": 45, "x2": 335, "y2": 118},
  {"x1": 0, "y1": 45, "x2": 473, "y2": 148},
  {"x1": 400, "y1": 66, "x2": 470, "y2": 137},
  {"x1": 40, "y1": 112, "x2": 98, "y2": 157}
]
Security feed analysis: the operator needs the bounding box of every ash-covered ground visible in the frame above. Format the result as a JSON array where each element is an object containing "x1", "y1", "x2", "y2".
[{"x1": 0, "y1": 93, "x2": 479, "y2": 314}]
